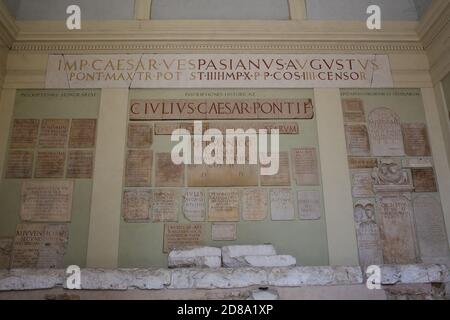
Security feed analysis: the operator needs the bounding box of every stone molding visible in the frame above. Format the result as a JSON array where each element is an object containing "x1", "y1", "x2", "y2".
[{"x1": 0, "y1": 264, "x2": 447, "y2": 291}]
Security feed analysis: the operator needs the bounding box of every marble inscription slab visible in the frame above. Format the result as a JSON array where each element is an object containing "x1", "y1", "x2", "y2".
[
  {"x1": 351, "y1": 169, "x2": 374, "y2": 198},
  {"x1": 342, "y1": 98, "x2": 365, "y2": 123},
  {"x1": 297, "y1": 190, "x2": 321, "y2": 220},
  {"x1": 163, "y1": 223, "x2": 204, "y2": 253},
  {"x1": 187, "y1": 164, "x2": 258, "y2": 187},
  {"x1": 291, "y1": 148, "x2": 320, "y2": 186},
  {"x1": 212, "y1": 223, "x2": 237, "y2": 241},
  {"x1": 10, "y1": 119, "x2": 39, "y2": 149},
  {"x1": 354, "y1": 200, "x2": 383, "y2": 266},
  {"x1": 66, "y1": 150, "x2": 94, "y2": 179},
  {"x1": 402, "y1": 123, "x2": 431, "y2": 157},
  {"x1": 368, "y1": 108, "x2": 404, "y2": 156},
  {"x1": 412, "y1": 168, "x2": 437, "y2": 193},
  {"x1": 348, "y1": 157, "x2": 377, "y2": 169},
  {"x1": 127, "y1": 123, "x2": 153, "y2": 148},
  {"x1": 241, "y1": 188, "x2": 268, "y2": 221},
  {"x1": 344, "y1": 124, "x2": 371, "y2": 156},
  {"x1": 5, "y1": 150, "x2": 34, "y2": 179},
  {"x1": 413, "y1": 195, "x2": 450, "y2": 264},
  {"x1": 155, "y1": 152, "x2": 185, "y2": 187},
  {"x1": 208, "y1": 190, "x2": 240, "y2": 222},
  {"x1": 69, "y1": 119, "x2": 97, "y2": 148},
  {"x1": 260, "y1": 152, "x2": 291, "y2": 186},
  {"x1": 122, "y1": 190, "x2": 151, "y2": 222},
  {"x1": 270, "y1": 189, "x2": 295, "y2": 221},
  {"x1": 152, "y1": 190, "x2": 179, "y2": 222},
  {"x1": 20, "y1": 181, "x2": 73, "y2": 222},
  {"x1": 38, "y1": 119, "x2": 70, "y2": 148},
  {"x1": 35, "y1": 151, "x2": 66, "y2": 178},
  {"x1": 11, "y1": 224, "x2": 69, "y2": 268},
  {"x1": 182, "y1": 189, "x2": 206, "y2": 222},
  {"x1": 375, "y1": 193, "x2": 418, "y2": 264},
  {"x1": 125, "y1": 149, "x2": 153, "y2": 187}
]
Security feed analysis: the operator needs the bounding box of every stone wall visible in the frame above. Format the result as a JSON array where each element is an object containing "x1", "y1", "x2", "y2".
[{"x1": 0, "y1": 264, "x2": 448, "y2": 300}]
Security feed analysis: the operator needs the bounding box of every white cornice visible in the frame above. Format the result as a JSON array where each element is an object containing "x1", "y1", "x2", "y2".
[
  {"x1": 417, "y1": 0, "x2": 450, "y2": 49},
  {"x1": 0, "y1": 0, "x2": 19, "y2": 48}
]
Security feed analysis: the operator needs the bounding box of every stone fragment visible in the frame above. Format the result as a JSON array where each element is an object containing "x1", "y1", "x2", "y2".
[
  {"x1": 248, "y1": 289, "x2": 279, "y2": 300},
  {"x1": 222, "y1": 245, "x2": 277, "y2": 267},
  {"x1": 168, "y1": 247, "x2": 222, "y2": 268},
  {"x1": 242, "y1": 255, "x2": 296, "y2": 268}
]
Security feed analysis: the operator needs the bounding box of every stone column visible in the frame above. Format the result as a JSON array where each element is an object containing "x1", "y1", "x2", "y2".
[
  {"x1": 0, "y1": 89, "x2": 16, "y2": 178},
  {"x1": 422, "y1": 87, "x2": 450, "y2": 247},
  {"x1": 86, "y1": 88, "x2": 129, "y2": 268},
  {"x1": 288, "y1": 0, "x2": 306, "y2": 20},
  {"x1": 134, "y1": 0, "x2": 152, "y2": 20},
  {"x1": 314, "y1": 88, "x2": 359, "y2": 266}
]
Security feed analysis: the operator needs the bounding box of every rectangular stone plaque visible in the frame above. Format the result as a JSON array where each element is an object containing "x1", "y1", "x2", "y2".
[
  {"x1": 368, "y1": 108, "x2": 405, "y2": 156},
  {"x1": 10, "y1": 119, "x2": 39, "y2": 149},
  {"x1": 0, "y1": 238, "x2": 13, "y2": 269},
  {"x1": 208, "y1": 190, "x2": 240, "y2": 222},
  {"x1": 122, "y1": 190, "x2": 151, "y2": 222},
  {"x1": 412, "y1": 168, "x2": 437, "y2": 193},
  {"x1": 11, "y1": 223, "x2": 68, "y2": 269},
  {"x1": 155, "y1": 122, "x2": 196, "y2": 135},
  {"x1": 163, "y1": 223, "x2": 204, "y2": 253},
  {"x1": 291, "y1": 148, "x2": 320, "y2": 186},
  {"x1": 155, "y1": 152, "x2": 185, "y2": 187},
  {"x1": 187, "y1": 164, "x2": 258, "y2": 187},
  {"x1": 348, "y1": 157, "x2": 377, "y2": 169},
  {"x1": 127, "y1": 123, "x2": 153, "y2": 148},
  {"x1": 130, "y1": 99, "x2": 314, "y2": 120},
  {"x1": 402, "y1": 157, "x2": 433, "y2": 168},
  {"x1": 260, "y1": 152, "x2": 291, "y2": 186},
  {"x1": 5, "y1": 150, "x2": 34, "y2": 179},
  {"x1": 20, "y1": 181, "x2": 73, "y2": 222},
  {"x1": 212, "y1": 223, "x2": 237, "y2": 241},
  {"x1": 375, "y1": 193, "x2": 418, "y2": 264},
  {"x1": 242, "y1": 188, "x2": 268, "y2": 221},
  {"x1": 351, "y1": 169, "x2": 375, "y2": 198},
  {"x1": 344, "y1": 124, "x2": 371, "y2": 156},
  {"x1": 270, "y1": 188, "x2": 295, "y2": 221},
  {"x1": 125, "y1": 149, "x2": 153, "y2": 187},
  {"x1": 152, "y1": 190, "x2": 179, "y2": 222},
  {"x1": 402, "y1": 123, "x2": 431, "y2": 157},
  {"x1": 297, "y1": 190, "x2": 321, "y2": 220},
  {"x1": 38, "y1": 119, "x2": 70, "y2": 148},
  {"x1": 413, "y1": 195, "x2": 450, "y2": 264},
  {"x1": 342, "y1": 98, "x2": 365, "y2": 123},
  {"x1": 69, "y1": 119, "x2": 97, "y2": 148},
  {"x1": 47, "y1": 54, "x2": 393, "y2": 89},
  {"x1": 353, "y1": 200, "x2": 383, "y2": 266},
  {"x1": 35, "y1": 151, "x2": 66, "y2": 178},
  {"x1": 66, "y1": 150, "x2": 94, "y2": 179},
  {"x1": 183, "y1": 189, "x2": 206, "y2": 222}
]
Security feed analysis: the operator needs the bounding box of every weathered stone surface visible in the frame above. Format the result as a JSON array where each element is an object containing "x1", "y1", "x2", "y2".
[
  {"x1": 243, "y1": 255, "x2": 297, "y2": 268},
  {"x1": 169, "y1": 268, "x2": 269, "y2": 289},
  {"x1": 168, "y1": 247, "x2": 222, "y2": 269},
  {"x1": 0, "y1": 269, "x2": 65, "y2": 291},
  {"x1": 267, "y1": 266, "x2": 363, "y2": 287},
  {"x1": 379, "y1": 265, "x2": 449, "y2": 285},
  {"x1": 0, "y1": 265, "x2": 448, "y2": 291},
  {"x1": 75, "y1": 269, "x2": 172, "y2": 290},
  {"x1": 222, "y1": 245, "x2": 277, "y2": 268},
  {"x1": 248, "y1": 289, "x2": 279, "y2": 300}
]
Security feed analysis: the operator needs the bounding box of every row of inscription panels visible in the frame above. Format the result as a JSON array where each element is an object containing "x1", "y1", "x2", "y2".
[
  {"x1": 125, "y1": 149, "x2": 320, "y2": 187},
  {"x1": 123, "y1": 188, "x2": 322, "y2": 223},
  {"x1": 5, "y1": 119, "x2": 97, "y2": 179}
]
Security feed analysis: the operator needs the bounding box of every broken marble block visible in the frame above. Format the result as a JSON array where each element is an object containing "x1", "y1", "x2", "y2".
[
  {"x1": 168, "y1": 247, "x2": 222, "y2": 268},
  {"x1": 222, "y1": 245, "x2": 278, "y2": 267},
  {"x1": 243, "y1": 255, "x2": 297, "y2": 267}
]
